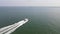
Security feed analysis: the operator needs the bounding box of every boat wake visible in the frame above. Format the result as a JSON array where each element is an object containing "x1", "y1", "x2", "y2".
[{"x1": 0, "y1": 18, "x2": 28, "y2": 34}]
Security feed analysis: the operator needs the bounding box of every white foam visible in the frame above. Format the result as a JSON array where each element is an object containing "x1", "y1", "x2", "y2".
[{"x1": 0, "y1": 18, "x2": 28, "y2": 34}]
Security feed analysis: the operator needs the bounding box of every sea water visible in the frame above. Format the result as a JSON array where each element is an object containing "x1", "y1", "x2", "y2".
[{"x1": 0, "y1": 7, "x2": 60, "y2": 34}]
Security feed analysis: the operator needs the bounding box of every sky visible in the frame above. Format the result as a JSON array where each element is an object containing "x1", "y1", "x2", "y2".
[{"x1": 0, "y1": 0, "x2": 60, "y2": 6}]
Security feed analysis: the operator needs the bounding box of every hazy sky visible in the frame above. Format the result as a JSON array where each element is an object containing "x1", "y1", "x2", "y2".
[{"x1": 0, "y1": 0, "x2": 60, "y2": 6}]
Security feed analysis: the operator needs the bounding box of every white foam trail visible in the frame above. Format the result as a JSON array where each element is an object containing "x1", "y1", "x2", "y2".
[
  {"x1": 0, "y1": 18, "x2": 28, "y2": 34},
  {"x1": 0, "y1": 23, "x2": 18, "y2": 32},
  {"x1": 5, "y1": 20, "x2": 28, "y2": 34},
  {"x1": 0, "y1": 23, "x2": 19, "y2": 34}
]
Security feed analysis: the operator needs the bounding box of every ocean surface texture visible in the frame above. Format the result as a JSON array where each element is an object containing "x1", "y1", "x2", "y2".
[{"x1": 0, "y1": 7, "x2": 60, "y2": 34}]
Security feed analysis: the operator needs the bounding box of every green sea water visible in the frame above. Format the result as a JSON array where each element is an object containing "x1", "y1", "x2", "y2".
[{"x1": 0, "y1": 7, "x2": 60, "y2": 34}]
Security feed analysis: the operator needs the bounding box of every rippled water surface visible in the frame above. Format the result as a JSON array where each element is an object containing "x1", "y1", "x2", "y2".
[{"x1": 0, "y1": 7, "x2": 60, "y2": 34}]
